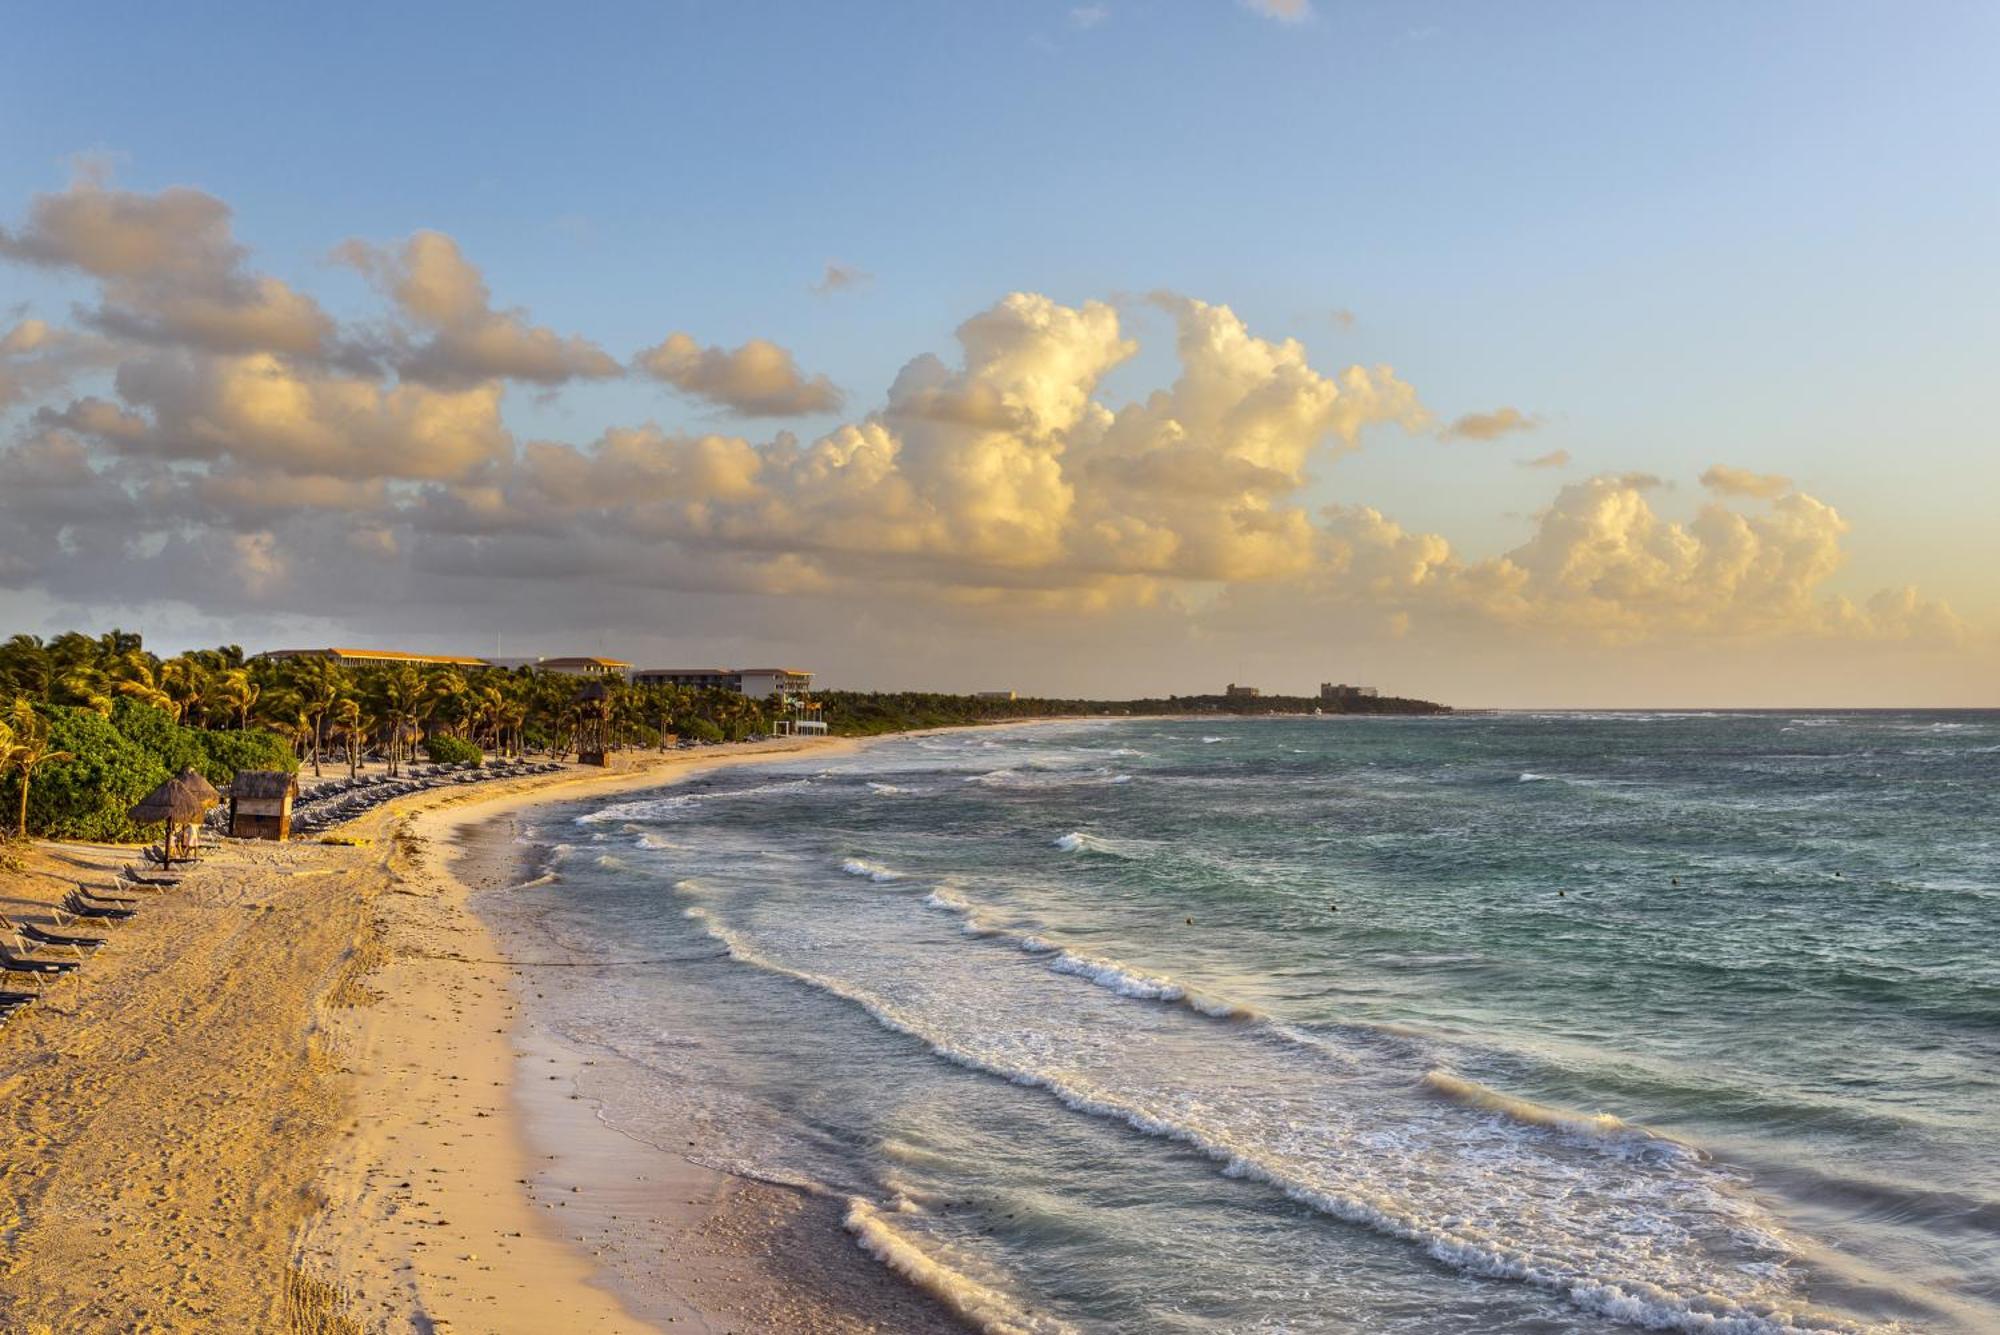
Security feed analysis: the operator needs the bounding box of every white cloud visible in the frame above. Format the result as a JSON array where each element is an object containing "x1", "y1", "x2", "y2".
[
  {"x1": 336, "y1": 231, "x2": 621, "y2": 387},
  {"x1": 1700, "y1": 463, "x2": 1792, "y2": 499},
  {"x1": 1441, "y1": 405, "x2": 1537, "y2": 441},
  {"x1": 633, "y1": 333, "x2": 845, "y2": 417}
]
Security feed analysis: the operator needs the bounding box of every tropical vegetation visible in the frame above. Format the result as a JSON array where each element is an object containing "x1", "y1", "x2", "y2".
[{"x1": 0, "y1": 629, "x2": 1445, "y2": 843}]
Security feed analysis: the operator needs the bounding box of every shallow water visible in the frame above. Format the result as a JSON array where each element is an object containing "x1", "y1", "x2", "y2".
[{"x1": 490, "y1": 713, "x2": 2000, "y2": 1333}]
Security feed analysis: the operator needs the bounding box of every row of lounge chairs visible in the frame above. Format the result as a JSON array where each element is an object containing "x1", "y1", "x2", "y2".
[
  {"x1": 0, "y1": 862, "x2": 184, "y2": 1026},
  {"x1": 286, "y1": 757, "x2": 566, "y2": 836}
]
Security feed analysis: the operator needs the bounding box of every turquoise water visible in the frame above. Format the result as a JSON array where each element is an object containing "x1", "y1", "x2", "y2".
[{"x1": 496, "y1": 713, "x2": 2000, "y2": 1333}]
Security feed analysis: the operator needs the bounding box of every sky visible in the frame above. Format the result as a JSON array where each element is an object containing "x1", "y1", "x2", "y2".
[{"x1": 1, "y1": 1, "x2": 1994, "y2": 706}]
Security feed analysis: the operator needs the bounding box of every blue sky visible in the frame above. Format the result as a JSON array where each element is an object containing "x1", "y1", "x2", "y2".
[{"x1": 1, "y1": 2, "x2": 1993, "y2": 701}]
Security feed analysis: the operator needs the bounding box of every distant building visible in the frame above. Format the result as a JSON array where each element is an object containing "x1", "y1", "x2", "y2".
[
  {"x1": 533, "y1": 656, "x2": 631, "y2": 678},
  {"x1": 632, "y1": 667, "x2": 813, "y2": 697},
  {"x1": 1319, "y1": 682, "x2": 1379, "y2": 701},
  {"x1": 974, "y1": 690, "x2": 1017, "y2": 701},
  {"x1": 256, "y1": 647, "x2": 490, "y2": 668},
  {"x1": 738, "y1": 668, "x2": 813, "y2": 698},
  {"x1": 1225, "y1": 683, "x2": 1261, "y2": 698}
]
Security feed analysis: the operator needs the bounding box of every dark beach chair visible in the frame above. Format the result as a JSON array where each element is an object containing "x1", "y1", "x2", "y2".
[
  {"x1": 7, "y1": 919, "x2": 107, "y2": 958},
  {"x1": 58, "y1": 892, "x2": 135, "y2": 923},
  {"x1": 74, "y1": 884, "x2": 139, "y2": 907},
  {"x1": 0, "y1": 947, "x2": 79, "y2": 985}
]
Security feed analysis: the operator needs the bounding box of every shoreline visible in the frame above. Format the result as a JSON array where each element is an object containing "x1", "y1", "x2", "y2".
[
  {"x1": 295, "y1": 731, "x2": 937, "y2": 1333},
  {"x1": 0, "y1": 720, "x2": 1085, "y2": 1332},
  {"x1": 0, "y1": 731, "x2": 1048, "y2": 1335},
  {"x1": 302, "y1": 724, "x2": 1056, "y2": 1331}
]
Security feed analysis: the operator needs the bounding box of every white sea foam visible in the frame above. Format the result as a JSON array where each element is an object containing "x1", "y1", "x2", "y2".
[
  {"x1": 592, "y1": 853, "x2": 629, "y2": 871},
  {"x1": 1201, "y1": 735, "x2": 1226, "y2": 744},
  {"x1": 679, "y1": 908, "x2": 1861, "y2": 1335},
  {"x1": 841, "y1": 857, "x2": 904, "y2": 883},
  {"x1": 867, "y1": 781, "x2": 908, "y2": 795},
  {"x1": 1419, "y1": 1071, "x2": 1695, "y2": 1162},
  {"x1": 578, "y1": 778, "x2": 815, "y2": 825},
  {"x1": 844, "y1": 1198, "x2": 1076, "y2": 1335}
]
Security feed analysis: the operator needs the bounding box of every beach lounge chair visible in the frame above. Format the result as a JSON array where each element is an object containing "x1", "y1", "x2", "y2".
[
  {"x1": 7, "y1": 919, "x2": 106, "y2": 958},
  {"x1": 0, "y1": 947, "x2": 79, "y2": 985},
  {"x1": 73, "y1": 884, "x2": 139, "y2": 908},
  {"x1": 58, "y1": 892, "x2": 135, "y2": 923}
]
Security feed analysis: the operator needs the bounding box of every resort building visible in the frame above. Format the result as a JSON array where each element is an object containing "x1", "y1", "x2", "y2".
[
  {"x1": 256, "y1": 647, "x2": 490, "y2": 668},
  {"x1": 1320, "y1": 682, "x2": 1379, "y2": 701},
  {"x1": 1225, "y1": 683, "x2": 1261, "y2": 698},
  {"x1": 632, "y1": 667, "x2": 814, "y2": 697},
  {"x1": 975, "y1": 690, "x2": 1018, "y2": 701},
  {"x1": 531, "y1": 656, "x2": 631, "y2": 677}
]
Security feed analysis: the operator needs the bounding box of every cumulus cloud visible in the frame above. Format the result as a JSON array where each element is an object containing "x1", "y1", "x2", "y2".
[
  {"x1": 1441, "y1": 405, "x2": 1537, "y2": 441},
  {"x1": 1700, "y1": 463, "x2": 1792, "y2": 499},
  {"x1": 634, "y1": 332, "x2": 845, "y2": 417},
  {"x1": 0, "y1": 170, "x2": 1968, "y2": 671},
  {"x1": 68, "y1": 349, "x2": 512, "y2": 481},
  {"x1": 1216, "y1": 473, "x2": 1962, "y2": 649},
  {"x1": 810, "y1": 261, "x2": 871, "y2": 296},
  {"x1": 336, "y1": 230, "x2": 621, "y2": 387},
  {"x1": 0, "y1": 172, "x2": 337, "y2": 359},
  {"x1": 0, "y1": 316, "x2": 117, "y2": 408}
]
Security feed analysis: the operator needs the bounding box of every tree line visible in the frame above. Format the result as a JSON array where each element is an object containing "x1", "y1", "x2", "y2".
[
  {"x1": 0, "y1": 631, "x2": 779, "y2": 841},
  {"x1": 0, "y1": 630, "x2": 1446, "y2": 843}
]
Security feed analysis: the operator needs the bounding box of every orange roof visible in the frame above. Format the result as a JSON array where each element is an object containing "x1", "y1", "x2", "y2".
[
  {"x1": 536, "y1": 656, "x2": 632, "y2": 669},
  {"x1": 260, "y1": 647, "x2": 489, "y2": 666}
]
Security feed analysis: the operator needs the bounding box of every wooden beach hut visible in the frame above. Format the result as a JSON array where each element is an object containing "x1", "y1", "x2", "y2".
[
  {"x1": 129, "y1": 775, "x2": 217, "y2": 865},
  {"x1": 229, "y1": 770, "x2": 299, "y2": 841}
]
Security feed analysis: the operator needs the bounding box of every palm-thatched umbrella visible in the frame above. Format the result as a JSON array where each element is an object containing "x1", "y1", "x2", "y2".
[
  {"x1": 176, "y1": 766, "x2": 221, "y2": 806},
  {"x1": 129, "y1": 775, "x2": 211, "y2": 865},
  {"x1": 175, "y1": 767, "x2": 221, "y2": 854}
]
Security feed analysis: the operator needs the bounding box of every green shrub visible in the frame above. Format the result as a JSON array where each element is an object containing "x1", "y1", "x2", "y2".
[
  {"x1": 424, "y1": 734, "x2": 483, "y2": 765},
  {"x1": 14, "y1": 705, "x2": 171, "y2": 841},
  {"x1": 111, "y1": 698, "x2": 212, "y2": 780},
  {"x1": 682, "y1": 717, "x2": 724, "y2": 744},
  {"x1": 201, "y1": 726, "x2": 298, "y2": 779},
  {"x1": 0, "y1": 702, "x2": 301, "y2": 841}
]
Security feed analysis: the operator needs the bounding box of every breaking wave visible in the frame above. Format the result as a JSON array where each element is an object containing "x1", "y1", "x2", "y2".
[
  {"x1": 1418, "y1": 1071, "x2": 1695, "y2": 1162},
  {"x1": 844, "y1": 1197, "x2": 1076, "y2": 1335},
  {"x1": 677, "y1": 906, "x2": 1857, "y2": 1335}
]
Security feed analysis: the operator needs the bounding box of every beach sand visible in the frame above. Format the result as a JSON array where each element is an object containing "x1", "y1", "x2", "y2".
[{"x1": 0, "y1": 736, "x2": 965, "y2": 1334}]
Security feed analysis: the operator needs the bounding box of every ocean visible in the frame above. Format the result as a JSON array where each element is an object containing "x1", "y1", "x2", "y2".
[{"x1": 487, "y1": 713, "x2": 2000, "y2": 1333}]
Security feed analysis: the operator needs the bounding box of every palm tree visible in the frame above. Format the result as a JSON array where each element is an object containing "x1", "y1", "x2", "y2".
[
  {"x1": 111, "y1": 652, "x2": 177, "y2": 718},
  {"x1": 216, "y1": 668, "x2": 260, "y2": 731},
  {"x1": 289, "y1": 659, "x2": 343, "y2": 777},
  {"x1": 159, "y1": 656, "x2": 210, "y2": 727},
  {"x1": 329, "y1": 697, "x2": 366, "y2": 779},
  {"x1": 367, "y1": 666, "x2": 423, "y2": 776},
  {"x1": 257, "y1": 691, "x2": 312, "y2": 764},
  {"x1": 4, "y1": 699, "x2": 73, "y2": 840}
]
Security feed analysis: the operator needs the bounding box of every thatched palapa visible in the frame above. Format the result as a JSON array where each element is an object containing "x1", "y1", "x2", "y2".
[
  {"x1": 177, "y1": 766, "x2": 222, "y2": 806},
  {"x1": 128, "y1": 775, "x2": 215, "y2": 826},
  {"x1": 230, "y1": 770, "x2": 299, "y2": 841}
]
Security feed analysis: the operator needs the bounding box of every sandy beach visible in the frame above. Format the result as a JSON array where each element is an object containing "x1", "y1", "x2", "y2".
[{"x1": 0, "y1": 735, "x2": 961, "y2": 1334}]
